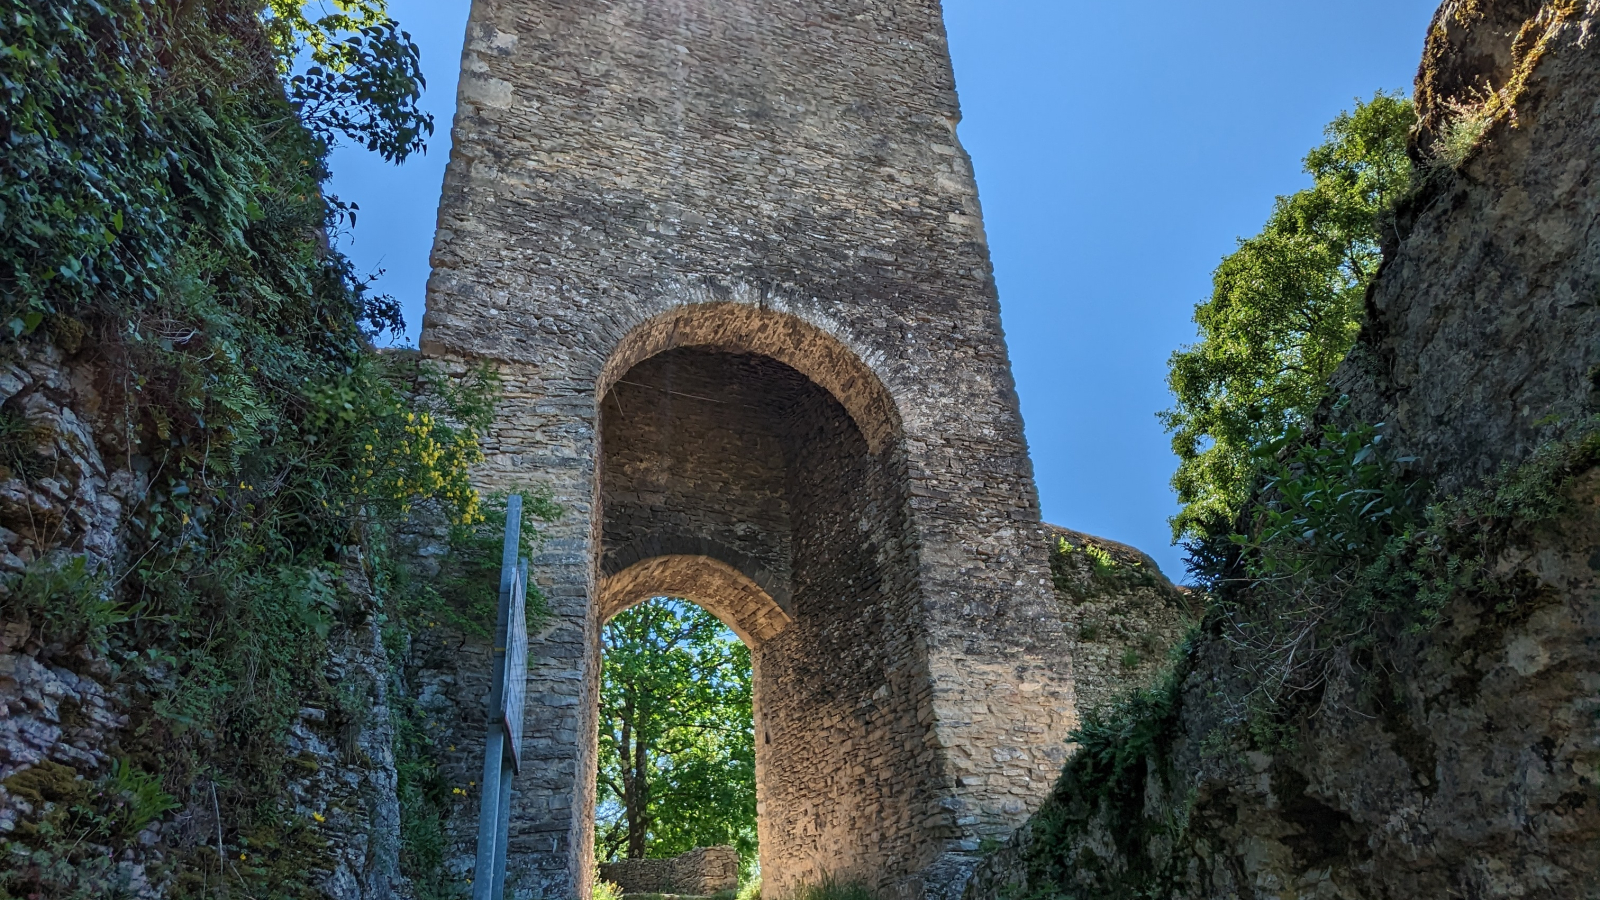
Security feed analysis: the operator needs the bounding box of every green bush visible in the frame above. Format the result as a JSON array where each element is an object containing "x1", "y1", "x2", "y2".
[{"x1": 0, "y1": 555, "x2": 118, "y2": 651}]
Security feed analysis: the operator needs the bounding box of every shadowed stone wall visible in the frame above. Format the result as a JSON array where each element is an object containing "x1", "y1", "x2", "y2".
[{"x1": 421, "y1": 1, "x2": 1077, "y2": 897}]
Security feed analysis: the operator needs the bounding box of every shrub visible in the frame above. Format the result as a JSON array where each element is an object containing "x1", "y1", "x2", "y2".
[{"x1": 792, "y1": 876, "x2": 877, "y2": 900}]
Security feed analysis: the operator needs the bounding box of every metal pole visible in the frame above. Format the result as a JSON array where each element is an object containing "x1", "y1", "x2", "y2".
[
  {"x1": 472, "y1": 727, "x2": 504, "y2": 900},
  {"x1": 473, "y1": 495, "x2": 522, "y2": 899},
  {"x1": 491, "y1": 753, "x2": 515, "y2": 899}
]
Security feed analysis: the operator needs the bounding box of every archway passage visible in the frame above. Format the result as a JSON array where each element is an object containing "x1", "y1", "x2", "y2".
[
  {"x1": 593, "y1": 596, "x2": 758, "y2": 878},
  {"x1": 597, "y1": 346, "x2": 939, "y2": 895}
]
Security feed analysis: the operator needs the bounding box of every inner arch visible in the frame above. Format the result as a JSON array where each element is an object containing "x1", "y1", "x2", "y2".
[
  {"x1": 599, "y1": 554, "x2": 792, "y2": 646},
  {"x1": 597, "y1": 301, "x2": 902, "y2": 452}
]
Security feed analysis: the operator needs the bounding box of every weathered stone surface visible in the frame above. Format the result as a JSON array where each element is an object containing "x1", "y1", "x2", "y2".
[
  {"x1": 1044, "y1": 527, "x2": 1194, "y2": 717},
  {"x1": 421, "y1": 1, "x2": 1078, "y2": 897},
  {"x1": 1338, "y1": 0, "x2": 1600, "y2": 493},
  {"x1": 968, "y1": 4, "x2": 1600, "y2": 899},
  {"x1": 0, "y1": 333, "x2": 413, "y2": 896},
  {"x1": 0, "y1": 340, "x2": 140, "y2": 578},
  {"x1": 599, "y1": 845, "x2": 740, "y2": 896}
]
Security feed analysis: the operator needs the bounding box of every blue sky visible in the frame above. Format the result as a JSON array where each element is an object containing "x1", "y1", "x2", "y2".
[{"x1": 329, "y1": 1, "x2": 1441, "y2": 580}]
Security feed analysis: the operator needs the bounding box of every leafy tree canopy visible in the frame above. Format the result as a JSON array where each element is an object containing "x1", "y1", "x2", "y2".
[
  {"x1": 596, "y1": 599, "x2": 757, "y2": 873},
  {"x1": 1161, "y1": 92, "x2": 1415, "y2": 543},
  {"x1": 264, "y1": 0, "x2": 432, "y2": 162}
]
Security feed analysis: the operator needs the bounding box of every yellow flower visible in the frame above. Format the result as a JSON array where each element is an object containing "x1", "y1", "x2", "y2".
[{"x1": 312, "y1": 812, "x2": 326, "y2": 823}]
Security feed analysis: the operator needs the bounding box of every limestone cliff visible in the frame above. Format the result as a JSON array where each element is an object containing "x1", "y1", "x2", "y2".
[
  {"x1": 0, "y1": 339, "x2": 411, "y2": 897},
  {"x1": 967, "y1": 3, "x2": 1600, "y2": 898}
]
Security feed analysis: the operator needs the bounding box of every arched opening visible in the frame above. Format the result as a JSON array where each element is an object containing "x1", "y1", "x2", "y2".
[
  {"x1": 601, "y1": 555, "x2": 791, "y2": 646},
  {"x1": 593, "y1": 594, "x2": 758, "y2": 885},
  {"x1": 590, "y1": 308, "x2": 940, "y2": 896}
]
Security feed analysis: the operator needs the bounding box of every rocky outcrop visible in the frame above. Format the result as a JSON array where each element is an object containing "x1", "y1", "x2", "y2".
[
  {"x1": 967, "y1": 4, "x2": 1600, "y2": 899},
  {"x1": 0, "y1": 337, "x2": 413, "y2": 898},
  {"x1": 1343, "y1": 0, "x2": 1600, "y2": 492},
  {"x1": 0, "y1": 338, "x2": 138, "y2": 577}
]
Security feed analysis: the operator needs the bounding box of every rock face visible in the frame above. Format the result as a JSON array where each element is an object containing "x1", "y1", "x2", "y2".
[
  {"x1": 422, "y1": 1, "x2": 1079, "y2": 897},
  {"x1": 0, "y1": 339, "x2": 137, "y2": 578},
  {"x1": 1339, "y1": 0, "x2": 1600, "y2": 493},
  {"x1": 967, "y1": 4, "x2": 1600, "y2": 899},
  {"x1": 0, "y1": 340, "x2": 410, "y2": 899},
  {"x1": 598, "y1": 845, "x2": 740, "y2": 896}
]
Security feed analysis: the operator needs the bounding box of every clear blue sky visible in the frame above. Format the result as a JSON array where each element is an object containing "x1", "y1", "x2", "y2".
[{"x1": 329, "y1": 1, "x2": 1441, "y2": 581}]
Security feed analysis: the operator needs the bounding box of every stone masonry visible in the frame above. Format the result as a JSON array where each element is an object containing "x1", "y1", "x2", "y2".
[
  {"x1": 421, "y1": 2, "x2": 1078, "y2": 898},
  {"x1": 599, "y1": 846, "x2": 740, "y2": 896}
]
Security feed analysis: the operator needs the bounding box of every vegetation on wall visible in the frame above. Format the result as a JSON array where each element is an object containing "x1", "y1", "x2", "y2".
[
  {"x1": 995, "y1": 413, "x2": 1600, "y2": 899},
  {"x1": 595, "y1": 598, "x2": 758, "y2": 875},
  {"x1": 1161, "y1": 92, "x2": 1415, "y2": 542},
  {"x1": 0, "y1": 2, "x2": 524, "y2": 897}
]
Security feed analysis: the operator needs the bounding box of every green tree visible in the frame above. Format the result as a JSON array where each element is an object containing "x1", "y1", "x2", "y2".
[
  {"x1": 1161, "y1": 92, "x2": 1416, "y2": 542},
  {"x1": 596, "y1": 598, "x2": 757, "y2": 869},
  {"x1": 264, "y1": 0, "x2": 433, "y2": 162}
]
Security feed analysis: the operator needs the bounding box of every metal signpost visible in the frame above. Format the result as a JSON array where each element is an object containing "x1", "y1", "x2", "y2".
[{"x1": 474, "y1": 494, "x2": 530, "y2": 900}]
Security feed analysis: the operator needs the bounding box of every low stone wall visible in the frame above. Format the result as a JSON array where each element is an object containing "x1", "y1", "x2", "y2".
[
  {"x1": 1045, "y1": 526, "x2": 1196, "y2": 716},
  {"x1": 599, "y1": 845, "x2": 739, "y2": 896}
]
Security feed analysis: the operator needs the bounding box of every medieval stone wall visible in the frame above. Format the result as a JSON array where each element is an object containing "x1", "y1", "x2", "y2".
[
  {"x1": 422, "y1": 0, "x2": 1078, "y2": 896},
  {"x1": 1044, "y1": 527, "x2": 1195, "y2": 717},
  {"x1": 598, "y1": 845, "x2": 740, "y2": 896}
]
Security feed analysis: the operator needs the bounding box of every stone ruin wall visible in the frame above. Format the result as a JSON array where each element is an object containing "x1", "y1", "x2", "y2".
[
  {"x1": 421, "y1": 0, "x2": 1082, "y2": 897},
  {"x1": 598, "y1": 845, "x2": 740, "y2": 896},
  {"x1": 1044, "y1": 527, "x2": 1196, "y2": 717}
]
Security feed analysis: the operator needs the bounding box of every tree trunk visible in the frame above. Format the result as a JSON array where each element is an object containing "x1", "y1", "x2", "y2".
[{"x1": 626, "y1": 720, "x2": 650, "y2": 859}]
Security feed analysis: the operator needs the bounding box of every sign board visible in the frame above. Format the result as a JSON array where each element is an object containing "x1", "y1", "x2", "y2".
[{"x1": 502, "y1": 558, "x2": 529, "y2": 773}]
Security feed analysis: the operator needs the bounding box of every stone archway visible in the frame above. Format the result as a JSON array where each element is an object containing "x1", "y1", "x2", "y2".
[
  {"x1": 599, "y1": 554, "x2": 792, "y2": 646},
  {"x1": 593, "y1": 332, "x2": 928, "y2": 895}
]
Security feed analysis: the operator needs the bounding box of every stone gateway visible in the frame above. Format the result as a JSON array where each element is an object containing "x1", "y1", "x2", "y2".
[{"x1": 420, "y1": 2, "x2": 1077, "y2": 897}]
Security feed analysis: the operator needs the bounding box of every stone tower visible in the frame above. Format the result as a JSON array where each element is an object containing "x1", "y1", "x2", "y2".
[{"x1": 420, "y1": 1, "x2": 1077, "y2": 897}]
